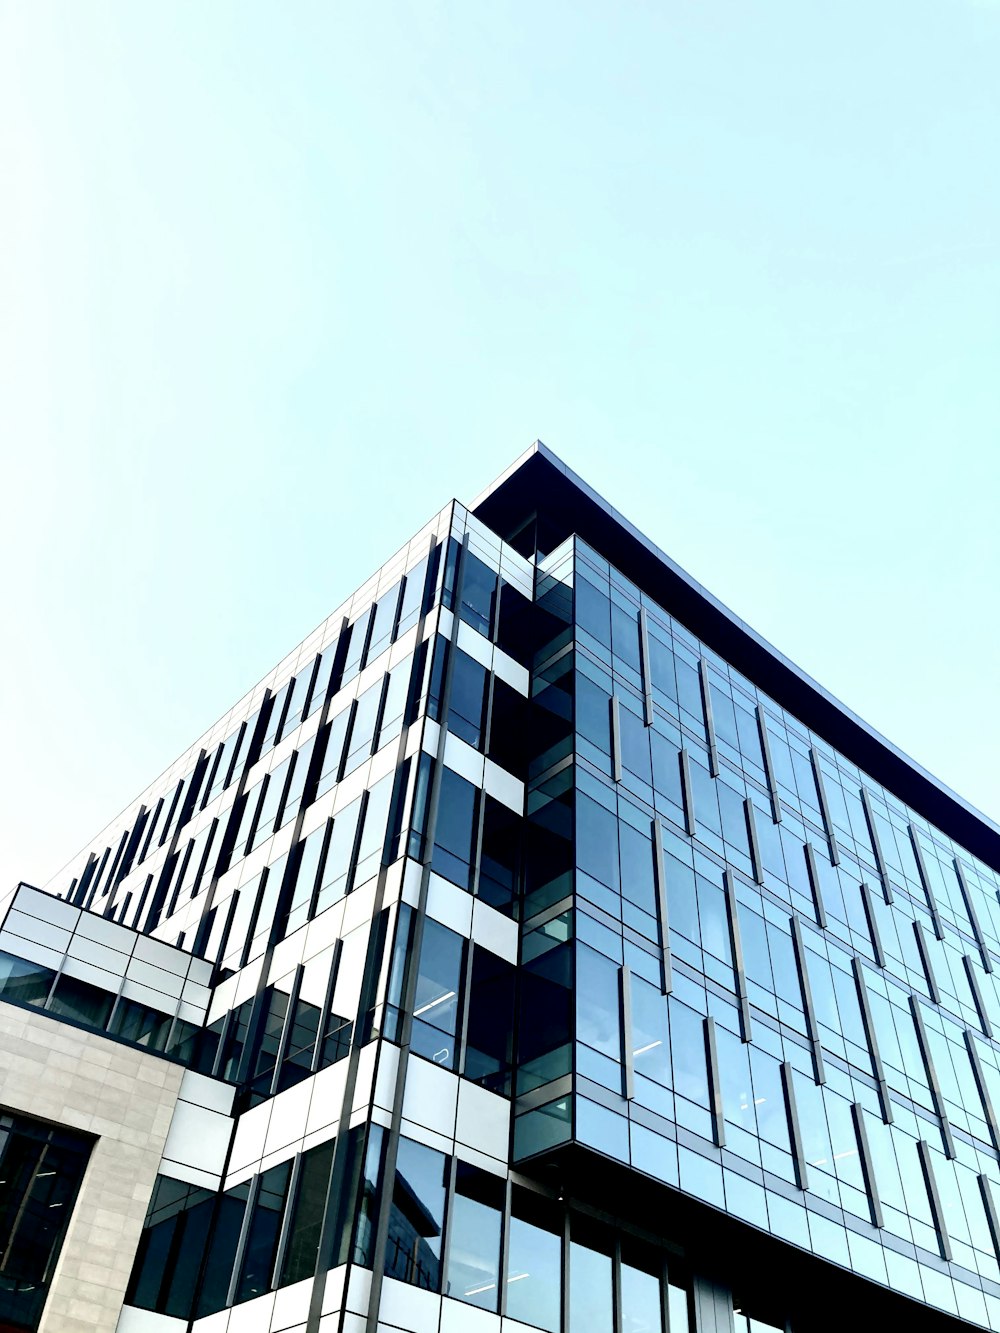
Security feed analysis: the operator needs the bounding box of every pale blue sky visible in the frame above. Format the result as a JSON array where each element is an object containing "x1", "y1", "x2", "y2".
[{"x1": 1, "y1": 2, "x2": 999, "y2": 893}]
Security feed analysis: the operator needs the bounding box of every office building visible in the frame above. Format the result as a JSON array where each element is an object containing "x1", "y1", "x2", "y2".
[{"x1": 3, "y1": 443, "x2": 1000, "y2": 1333}]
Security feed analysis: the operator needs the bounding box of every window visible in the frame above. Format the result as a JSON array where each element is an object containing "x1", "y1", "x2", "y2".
[
  {"x1": 459, "y1": 551, "x2": 498, "y2": 637},
  {"x1": 127, "y1": 1177, "x2": 212, "y2": 1318},
  {"x1": 464, "y1": 947, "x2": 516, "y2": 1095},
  {"x1": 570, "y1": 1226, "x2": 613, "y2": 1333},
  {"x1": 432, "y1": 767, "x2": 478, "y2": 890},
  {"x1": 343, "y1": 679, "x2": 385, "y2": 777},
  {"x1": 411, "y1": 918, "x2": 464, "y2": 1069},
  {"x1": 620, "y1": 1238, "x2": 665, "y2": 1333},
  {"x1": 235, "y1": 1162, "x2": 292, "y2": 1303},
  {"x1": 47, "y1": 973, "x2": 113, "y2": 1029},
  {"x1": 0, "y1": 950, "x2": 54, "y2": 1006},
  {"x1": 448, "y1": 647, "x2": 488, "y2": 747},
  {"x1": 385, "y1": 1137, "x2": 447, "y2": 1290},
  {"x1": 280, "y1": 1139, "x2": 335, "y2": 1287},
  {"x1": 108, "y1": 997, "x2": 173, "y2": 1052},
  {"x1": 0, "y1": 1113, "x2": 92, "y2": 1333},
  {"x1": 444, "y1": 1163, "x2": 503, "y2": 1310},
  {"x1": 479, "y1": 796, "x2": 520, "y2": 916},
  {"x1": 506, "y1": 1190, "x2": 562, "y2": 1331}
]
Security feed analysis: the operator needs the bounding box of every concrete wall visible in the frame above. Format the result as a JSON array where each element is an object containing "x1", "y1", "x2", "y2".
[{"x1": 0, "y1": 1002, "x2": 185, "y2": 1333}]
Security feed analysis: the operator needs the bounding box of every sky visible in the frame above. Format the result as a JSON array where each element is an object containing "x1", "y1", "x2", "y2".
[{"x1": 0, "y1": 1, "x2": 998, "y2": 895}]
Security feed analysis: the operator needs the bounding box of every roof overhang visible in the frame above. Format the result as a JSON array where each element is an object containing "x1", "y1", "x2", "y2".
[{"x1": 472, "y1": 442, "x2": 1000, "y2": 869}]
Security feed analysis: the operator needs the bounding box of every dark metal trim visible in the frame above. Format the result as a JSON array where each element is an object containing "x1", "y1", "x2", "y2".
[
  {"x1": 704, "y1": 1016, "x2": 726, "y2": 1148},
  {"x1": 908, "y1": 993, "x2": 956, "y2": 1159},
  {"x1": 860, "y1": 787, "x2": 892, "y2": 904},
  {"x1": 851, "y1": 1102, "x2": 884, "y2": 1229},
  {"x1": 723, "y1": 868, "x2": 752, "y2": 1041},
  {"x1": 810, "y1": 748, "x2": 840, "y2": 867},
  {"x1": 358, "y1": 524, "x2": 475, "y2": 1333},
  {"x1": 744, "y1": 799, "x2": 764, "y2": 888},
  {"x1": 909, "y1": 825, "x2": 945, "y2": 941},
  {"x1": 917, "y1": 1138, "x2": 953, "y2": 1262},
  {"x1": 852, "y1": 956, "x2": 892, "y2": 1124},
  {"x1": 679, "y1": 749, "x2": 696, "y2": 838},
  {"x1": 756, "y1": 704, "x2": 782, "y2": 824},
  {"x1": 964, "y1": 954, "x2": 993, "y2": 1038},
  {"x1": 964, "y1": 1029, "x2": 1000, "y2": 1155},
  {"x1": 698, "y1": 658, "x2": 719, "y2": 777},
  {"x1": 913, "y1": 920, "x2": 941, "y2": 1006},
  {"x1": 979, "y1": 1173, "x2": 1000, "y2": 1262},
  {"x1": 859, "y1": 882, "x2": 885, "y2": 968},
  {"x1": 620, "y1": 965, "x2": 635, "y2": 1102},
  {"x1": 639, "y1": 607, "x2": 654, "y2": 727},
  {"x1": 652, "y1": 817, "x2": 673, "y2": 995},
  {"x1": 802, "y1": 842, "x2": 828, "y2": 930},
  {"x1": 781, "y1": 1060, "x2": 808, "y2": 1191},
  {"x1": 789, "y1": 914, "x2": 826, "y2": 1085},
  {"x1": 954, "y1": 857, "x2": 992, "y2": 974},
  {"x1": 610, "y1": 695, "x2": 623, "y2": 784}
]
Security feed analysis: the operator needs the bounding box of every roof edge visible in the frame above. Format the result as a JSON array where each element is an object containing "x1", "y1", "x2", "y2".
[{"x1": 471, "y1": 445, "x2": 1000, "y2": 869}]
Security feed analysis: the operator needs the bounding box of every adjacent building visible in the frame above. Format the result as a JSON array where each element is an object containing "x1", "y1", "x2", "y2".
[{"x1": 3, "y1": 443, "x2": 1000, "y2": 1333}]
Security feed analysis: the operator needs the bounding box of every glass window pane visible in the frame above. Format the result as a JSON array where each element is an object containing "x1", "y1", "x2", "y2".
[
  {"x1": 506, "y1": 1195, "x2": 561, "y2": 1331},
  {"x1": 569, "y1": 1238, "x2": 612, "y2": 1333},
  {"x1": 444, "y1": 1163, "x2": 503, "y2": 1310},
  {"x1": 621, "y1": 1260, "x2": 663, "y2": 1333},
  {"x1": 281, "y1": 1139, "x2": 335, "y2": 1287},
  {"x1": 236, "y1": 1162, "x2": 291, "y2": 1303},
  {"x1": 412, "y1": 919, "x2": 464, "y2": 1069},
  {"x1": 385, "y1": 1137, "x2": 447, "y2": 1290}
]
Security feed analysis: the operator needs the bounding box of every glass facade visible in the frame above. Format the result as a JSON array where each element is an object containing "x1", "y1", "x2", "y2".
[{"x1": 4, "y1": 445, "x2": 999, "y2": 1332}]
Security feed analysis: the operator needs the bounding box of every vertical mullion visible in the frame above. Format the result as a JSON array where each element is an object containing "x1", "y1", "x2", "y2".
[
  {"x1": 780, "y1": 1061, "x2": 808, "y2": 1190},
  {"x1": 853, "y1": 957, "x2": 892, "y2": 1124},
  {"x1": 964, "y1": 1029, "x2": 1000, "y2": 1154},
  {"x1": 272, "y1": 1152, "x2": 303, "y2": 1289},
  {"x1": 679, "y1": 749, "x2": 696, "y2": 838},
  {"x1": 859, "y1": 787, "x2": 892, "y2": 905},
  {"x1": 311, "y1": 938, "x2": 343, "y2": 1074},
  {"x1": 802, "y1": 843, "x2": 828, "y2": 930},
  {"x1": 612, "y1": 1234, "x2": 623, "y2": 1333},
  {"x1": 909, "y1": 993, "x2": 955, "y2": 1158},
  {"x1": 954, "y1": 858, "x2": 992, "y2": 973},
  {"x1": 917, "y1": 1138, "x2": 953, "y2": 1262},
  {"x1": 498, "y1": 1177, "x2": 512, "y2": 1319},
  {"x1": 909, "y1": 826, "x2": 945, "y2": 941},
  {"x1": 561, "y1": 1208, "x2": 571, "y2": 1333},
  {"x1": 268, "y1": 966, "x2": 304, "y2": 1097},
  {"x1": 610, "y1": 695, "x2": 623, "y2": 784},
  {"x1": 360, "y1": 526, "x2": 473, "y2": 1333},
  {"x1": 809, "y1": 749, "x2": 839, "y2": 867},
  {"x1": 698, "y1": 658, "x2": 719, "y2": 778},
  {"x1": 704, "y1": 1016, "x2": 726, "y2": 1148},
  {"x1": 437, "y1": 1155, "x2": 459, "y2": 1301},
  {"x1": 620, "y1": 965, "x2": 635, "y2": 1101},
  {"x1": 851, "y1": 1103, "x2": 884, "y2": 1229},
  {"x1": 723, "y1": 869, "x2": 751, "y2": 1041},
  {"x1": 979, "y1": 1174, "x2": 1000, "y2": 1261},
  {"x1": 756, "y1": 704, "x2": 782, "y2": 824},
  {"x1": 790, "y1": 914, "x2": 826, "y2": 1085},
  {"x1": 639, "y1": 608, "x2": 654, "y2": 727},
  {"x1": 744, "y1": 799, "x2": 764, "y2": 888},
  {"x1": 225, "y1": 1174, "x2": 260, "y2": 1309},
  {"x1": 913, "y1": 920, "x2": 941, "y2": 1005},
  {"x1": 652, "y1": 818, "x2": 673, "y2": 995},
  {"x1": 963, "y1": 954, "x2": 992, "y2": 1037},
  {"x1": 859, "y1": 882, "x2": 885, "y2": 968}
]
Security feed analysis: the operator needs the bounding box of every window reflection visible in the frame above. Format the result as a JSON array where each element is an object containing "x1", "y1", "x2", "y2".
[
  {"x1": 385, "y1": 1137, "x2": 447, "y2": 1290},
  {"x1": 444, "y1": 1163, "x2": 503, "y2": 1310},
  {"x1": 506, "y1": 1192, "x2": 562, "y2": 1332}
]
